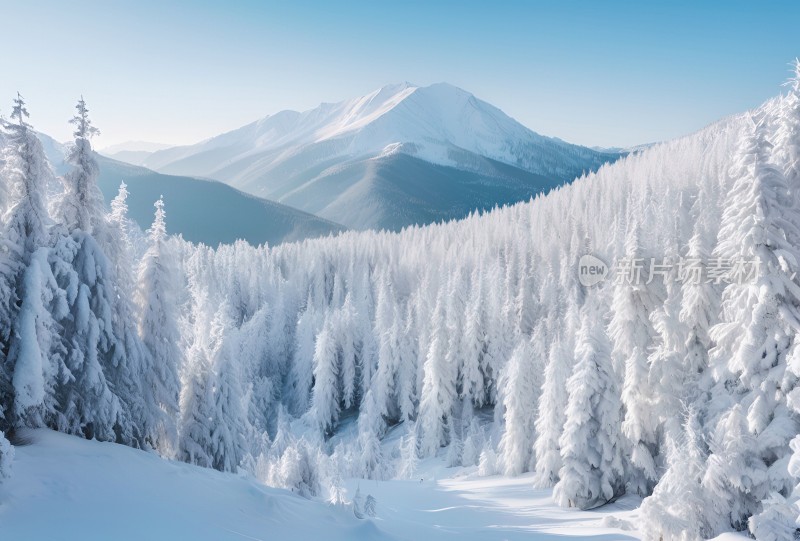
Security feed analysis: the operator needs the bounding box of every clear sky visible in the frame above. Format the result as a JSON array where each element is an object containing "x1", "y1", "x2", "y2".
[{"x1": 2, "y1": 0, "x2": 799, "y2": 149}]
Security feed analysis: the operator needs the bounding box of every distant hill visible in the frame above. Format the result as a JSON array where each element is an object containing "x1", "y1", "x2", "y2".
[
  {"x1": 3, "y1": 132, "x2": 345, "y2": 246},
  {"x1": 99, "y1": 141, "x2": 173, "y2": 166},
  {"x1": 95, "y1": 156, "x2": 345, "y2": 246}
]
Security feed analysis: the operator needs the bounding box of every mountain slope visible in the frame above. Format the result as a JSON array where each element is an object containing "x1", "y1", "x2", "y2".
[
  {"x1": 95, "y1": 157, "x2": 344, "y2": 246},
  {"x1": 4, "y1": 132, "x2": 345, "y2": 246},
  {"x1": 143, "y1": 83, "x2": 621, "y2": 230}
]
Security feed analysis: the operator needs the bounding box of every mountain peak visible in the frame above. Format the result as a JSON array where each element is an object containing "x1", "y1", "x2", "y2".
[{"x1": 142, "y1": 83, "x2": 620, "y2": 231}]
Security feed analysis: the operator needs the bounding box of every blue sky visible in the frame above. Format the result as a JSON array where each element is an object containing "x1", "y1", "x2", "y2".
[{"x1": 2, "y1": 0, "x2": 799, "y2": 149}]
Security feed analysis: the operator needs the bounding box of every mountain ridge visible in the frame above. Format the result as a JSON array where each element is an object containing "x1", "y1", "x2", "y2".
[{"x1": 141, "y1": 82, "x2": 621, "y2": 230}]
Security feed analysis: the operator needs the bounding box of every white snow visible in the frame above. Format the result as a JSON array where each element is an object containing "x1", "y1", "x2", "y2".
[
  {"x1": 0, "y1": 430, "x2": 645, "y2": 540},
  {"x1": 0, "y1": 430, "x2": 389, "y2": 541}
]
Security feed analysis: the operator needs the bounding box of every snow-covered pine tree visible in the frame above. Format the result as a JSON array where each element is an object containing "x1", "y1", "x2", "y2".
[
  {"x1": 357, "y1": 389, "x2": 384, "y2": 479},
  {"x1": 773, "y1": 59, "x2": 800, "y2": 195},
  {"x1": 372, "y1": 271, "x2": 400, "y2": 420},
  {"x1": 177, "y1": 273, "x2": 215, "y2": 469},
  {"x1": 702, "y1": 405, "x2": 768, "y2": 533},
  {"x1": 177, "y1": 338, "x2": 214, "y2": 469},
  {"x1": 706, "y1": 117, "x2": 800, "y2": 520},
  {"x1": 0, "y1": 141, "x2": 7, "y2": 221},
  {"x1": 417, "y1": 290, "x2": 456, "y2": 457},
  {"x1": 497, "y1": 331, "x2": 542, "y2": 477},
  {"x1": 609, "y1": 219, "x2": 661, "y2": 496},
  {"x1": 478, "y1": 447, "x2": 498, "y2": 477},
  {"x1": 638, "y1": 408, "x2": 710, "y2": 541},
  {"x1": 309, "y1": 314, "x2": 341, "y2": 433},
  {"x1": 533, "y1": 335, "x2": 572, "y2": 488},
  {"x1": 554, "y1": 293, "x2": 625, "y2": 510},
  {"x1": 679, "y1": 176, "x2": 720, "y2": 403},
  {"x1": 287, "y1": 298, "x2": 319, "y2": 416},
  {"x1": 337, "y1": 292, "x2": 358, "y2": 411},
  {"x1": 273, "y1": 439, "x2": 320, "y2": 497},
  {"x1": 396, "y1": 300, "x2": 419, "y2": 422},
  {"x1": 0, "y1": 430, "x2": 12, "y2": 481},
  {"x1": 747, "y1": 493, "x2": 798, "y2": 541},
  {"x1": 647, "y1": 230, "x2": 690, "y2": 443},
  {"x1": 51, "y1": 98, "x2": 152, "y2": 445},
  {"x1": 137, "y1": 197, "x2": 182, "y2": 453},
  {"x1": 461, "y1": 416, "x2": 484, "y2": 467},
  {"x1": 57, "y1": 96, "x2": 102, "y2": 234},
  {"x1": 397, "y1": 422, "x2": 420, "y2": 479},
  {"x1": 774, "y1": 61, "x2": 800, "y2": 525},
  {"x1": 0, "y1": 93, "x2": 65, "y2": 430},
  {"x1": 206, "y1": 302, "x2": 248, "y2": 472},
  {"x1": 108, "y1": 181, "x2": 138, "y2": 255},
  {"x1": 178, "y1": 296, "x2": 248, "y2": 472},
  {"x1": 461, "y1": 267, "x2": 488, "y2": 408}
]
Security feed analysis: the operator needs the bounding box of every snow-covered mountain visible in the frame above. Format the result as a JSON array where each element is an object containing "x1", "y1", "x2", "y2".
[{"x1": 143, "y1": 83, "x2": 621, "y2": 230}]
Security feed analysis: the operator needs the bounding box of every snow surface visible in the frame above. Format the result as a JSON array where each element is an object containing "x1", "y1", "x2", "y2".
[{"x1": 0, "y1": 430, "x2": 651, "y2": 541}]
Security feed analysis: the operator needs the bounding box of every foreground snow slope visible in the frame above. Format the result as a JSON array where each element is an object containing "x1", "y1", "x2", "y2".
[
  {"x1": 345, "y1": 472, "x2": 642, "y2": 541},
  {"x1": 0, "y1": 430, "x2": 652, "y2": 541},
  {"x1": 0, "y1": 430, "x2": 390, "y2": 541}
]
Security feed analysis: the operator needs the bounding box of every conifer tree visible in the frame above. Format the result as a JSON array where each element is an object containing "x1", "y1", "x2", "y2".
[
  {"x1": 533, "y1": 335, "x2": 572, "y2": 488},
  {"x1": 52, "y1": 98, "x2": 151, "y2": 445},
  {"x1": 498, "y1": 332, "x2": 542, "y2": 477},
  {"x1": 0, "y1": 94, "x2": 64, "y2": 429},
  {"x1": 706, "y1": 118, "x2": 800, "y2": 516},
  {"x1": 703, "y1": 405, "x2": 768, "y2": 533},
  {"x1": 137, "y1": 197, "x2": 182, "y2": 452},
  {"x1": 417, "y1": 291, "x2": 456, "y2": 457},
  {"x1": 554, "y1": 295, "x2": 625, "y2": 510},
  {"x1": 609, "y1": 221, "x2": 661, "y2": 495},
  {"x1": 310, "y1": 314, "x2": 340, "y2": 432},
  {"x1": 0, "y1": 430, "x2": 12, "y2": 481},
  {"x1": 639, "y1": 409, "x2": 710, "y2": 540}
]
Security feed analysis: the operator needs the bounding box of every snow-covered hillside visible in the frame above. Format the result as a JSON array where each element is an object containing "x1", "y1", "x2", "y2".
[{"x1": 143, "y1": 83, "x2": 620, "y2": 229}]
